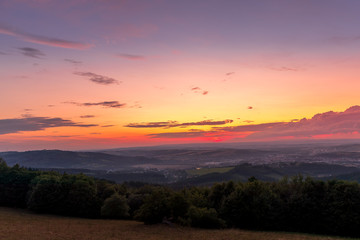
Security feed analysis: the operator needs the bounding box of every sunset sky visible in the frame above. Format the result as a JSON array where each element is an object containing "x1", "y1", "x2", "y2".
[{"x1": 1, "y1": 0, "x2": 360, "y2": 151}]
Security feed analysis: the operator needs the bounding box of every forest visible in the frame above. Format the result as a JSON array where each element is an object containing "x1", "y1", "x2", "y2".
[{"x1": 1, "y1": 158, "x2": 360, "y2": 238}]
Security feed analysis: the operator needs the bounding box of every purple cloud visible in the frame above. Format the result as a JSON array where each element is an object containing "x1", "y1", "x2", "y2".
[
  {"x1": 0, "y1": 24, "x2": 91, "y2": 49},
  {"x1": 66, "y1": 101, "x2": 126, "y2": 108},
  {"x1": 217, "y1": 106, "x2": 360, "y2": 139},
  {"x1": 148, "y1": 130, "x2": 213, "y2": 138},
  {"x1": 64, "y1": 59, "x2": 82, "y2": 64},
  {"x1": 18, "y1": 47, "x2": 45, "y2": 58},
  {"x1": 74, "y1": 72, "x2": 120, "y2": 85},
  {"x1": 117, "y1": 53, "x2": 145, "y2": 60},
  {"x1": 0, "y1": 116, "x2": 97, "y2": 135},
  {"x1": 125, "y1": 119, "x2": 233, "y2": 128},
  {"x1": 80, "y1": 115, "x2": 95, "y2": 118}
]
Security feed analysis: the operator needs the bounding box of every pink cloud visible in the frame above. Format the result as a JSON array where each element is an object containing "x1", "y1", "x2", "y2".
[
  {"x1": 218, "y1": 106, "x2": 360, "y2": 140},
  {"x1": 146, "y1": 106, "x2": 360, "y2": 142},
  {"x1": 0, "y1": 24, "x2": 92, "y2": 49}
]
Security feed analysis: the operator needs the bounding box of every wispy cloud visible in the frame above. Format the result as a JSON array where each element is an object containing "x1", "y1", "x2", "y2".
[
  {"x1": 243, "y1": 120, "x2": 254, "y2": 123},
  {"x1": 18, "y1": 47, "x2": 45, "y2": 58},
  {"x1": 0, "y1": 24, "x2": 92, "y2": 49},
  {"x1": 117, "y1": 53, "x2": 145, "y2": 60},
  {"x1": 64, "y1": 59, "x2": 82, "y2": 64},
  {"x1": 80, "y1": 115, "x2": 95, "y2": 118},
  {"x1": 215, "y1": 122, "x2": 284, "y2": 132},
  {"x1": 102, "y1": 125, "x2": 115, "y2": 127},
  {"x1": 0, "y1": 51, "x2": 6, "y2": 55},
  {"x1": 66, "y1": 101, "x2": 126, "y2": 108},
  {"x1": 191, "y1": 86, "x2": 208, "y2": 95},
  {"x1": 125, "y1": 119, "x2": 233, "y2": 128},
  {"x1": 270, "y1": 66, "x2": 298, "y2": 71},
  {"x1": 223, "y1": 72, "x2": 235, "y2": 82},
  {"x1": 0, "y1": 116, "x2": 97, "y2": 135},
  {"x1": 148, "y1": 130, "x2": 213, "y2": 138},
  {"x1": 74, "y1": 72, "x2": 120, "y2": 85}
]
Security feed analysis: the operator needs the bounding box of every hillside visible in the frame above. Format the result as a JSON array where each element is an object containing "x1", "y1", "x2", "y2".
[
  {"x1": 0, "y1": 150, "x2": 160, "y2": 171},
  {"x1": 0, "y1": 207, "x2": 352, "y2": 240}
]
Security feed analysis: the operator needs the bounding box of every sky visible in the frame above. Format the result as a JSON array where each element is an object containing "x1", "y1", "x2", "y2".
[{"x1": 1, "y1": 0, "x2": 360, "y2": 151}]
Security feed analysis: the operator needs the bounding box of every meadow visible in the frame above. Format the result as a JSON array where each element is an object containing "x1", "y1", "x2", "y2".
[{"x1": 0, "y1": 207, "x2": 356, "y2": 240}]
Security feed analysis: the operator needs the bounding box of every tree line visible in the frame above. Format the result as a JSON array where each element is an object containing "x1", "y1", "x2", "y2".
[{"x1": 1, "y1": 158, "x2": 360, "y2": 237}]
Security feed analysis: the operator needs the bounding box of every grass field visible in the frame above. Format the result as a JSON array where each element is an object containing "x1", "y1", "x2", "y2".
[
  {"x1": 186, "y1": 167, "x2": 234, "y2": 176},
  {"x1": 0, "y1": 207, "x2": 356, "y2": 240}
]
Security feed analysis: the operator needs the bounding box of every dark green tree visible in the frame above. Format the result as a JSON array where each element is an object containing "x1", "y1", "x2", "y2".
[
  {"x1": 186, "y1": 206, "x2": 225, "y2": 229},
  {"x1": 134, "y1": 187, "x2": 172, "y2": 224},
  {"x1": 101, "y1": 193, "x2": 130, "y2": 219}
]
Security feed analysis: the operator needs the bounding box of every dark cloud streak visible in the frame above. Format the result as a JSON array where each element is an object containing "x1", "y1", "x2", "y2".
[
  {"x1": 117, "y1": 53, "x2": 145, "y2": 60},
  {"x1": 191, "y1": 86, "x2": 208, "y2": 95},
  {"x1": 66, "y1": 101, "x2": 126, "y2": 108},
  {"x1": 65, "y1": 59, "x2": 82, "y2": 64},
  {"x1": 125, "y1": 119, "x2": 233, "y2": 128},
  {"x1": 0, "y1": 117, "x2": 97, "y2": 135},
  {"x1": 0, "y1": 24, "x2": 91, "y2": 49},
  {"x1": 74, "y1": 72, "x2": 120, "y2": 85},
  {"x1": 18, "y1": 47, "x2": 45, "y2": 58},
  {"x1": 148, "y1": 130, "x2": 212, "y2": 138}
]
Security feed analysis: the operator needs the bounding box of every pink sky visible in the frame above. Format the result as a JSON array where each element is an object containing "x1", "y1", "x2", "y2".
[{"x1": 1, "y1": 0, "x2": 360, "y2": 151}]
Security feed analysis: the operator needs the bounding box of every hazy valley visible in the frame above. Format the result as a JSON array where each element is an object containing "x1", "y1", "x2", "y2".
[{"x1": 2, "y1": 142, "x2": 360, "y2": 186}]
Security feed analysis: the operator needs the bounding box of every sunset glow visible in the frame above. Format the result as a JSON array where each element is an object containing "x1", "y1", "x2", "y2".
[{"x1": 1, "y1": 0, "x2": 360, "y2": 151}]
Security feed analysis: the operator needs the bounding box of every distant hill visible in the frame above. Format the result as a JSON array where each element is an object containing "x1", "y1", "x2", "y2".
[
  {"x1": 0, "y1": 150, "x2": 161, "y2": 171},
  {"x1": 173, "y1": 162, "x2": 360, "y2": 187},
  {"x1": 101, "y1": 148, "x2": 276, "y2": 167}
]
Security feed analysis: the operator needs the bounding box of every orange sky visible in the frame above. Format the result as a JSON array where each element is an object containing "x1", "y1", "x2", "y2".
[{"x1": 1, "y1": 0, "x2": 360, "y2": 151}]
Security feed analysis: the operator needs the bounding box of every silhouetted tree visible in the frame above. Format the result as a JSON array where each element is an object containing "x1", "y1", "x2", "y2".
[{"x1": 101, "y1": 193, "x2": 130, "y2": 219}]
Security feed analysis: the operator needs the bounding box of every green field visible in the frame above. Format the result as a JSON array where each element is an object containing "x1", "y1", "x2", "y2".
[
  {"x1": 0, "y1": 207, "x2": 356, "y2": 240},
  {"x1": 186, "y1": 167, "x2": 234, "y2": 176}
]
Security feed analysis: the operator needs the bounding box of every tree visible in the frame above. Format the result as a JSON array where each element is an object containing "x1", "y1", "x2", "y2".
[
  {"x1": 27, "y1": 174, "x2": 63, "y2": 213},
  {"x1": 134, "y1": 187, "x2": 172, "y2": 224},
  {"x1": 186, "y1": 206, "x2": 225, "y2": 229},
  {"x1": 63, "y1": 174, "x2": 100, "y2": 218},
  {"x1": 101, "y1": 193, "x2": 130, "y2": 219}
]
